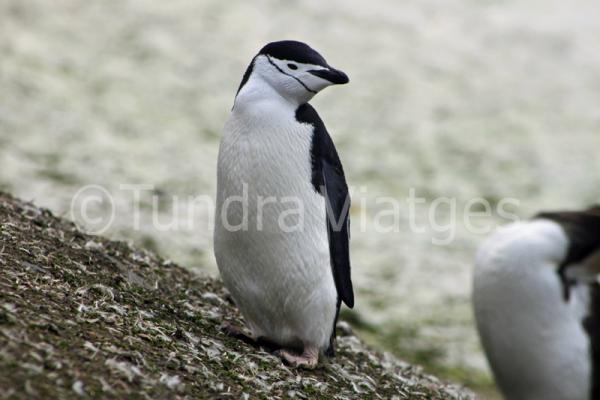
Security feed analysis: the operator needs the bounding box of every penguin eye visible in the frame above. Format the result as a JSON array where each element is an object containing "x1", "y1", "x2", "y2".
[{"x1": 287, "y1": 63, "x2": 298, "y2": 70}]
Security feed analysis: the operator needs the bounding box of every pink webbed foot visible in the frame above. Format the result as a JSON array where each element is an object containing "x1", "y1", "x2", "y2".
[{"x1": 275, "y1": 344, "x2": 319, "y2": 369}]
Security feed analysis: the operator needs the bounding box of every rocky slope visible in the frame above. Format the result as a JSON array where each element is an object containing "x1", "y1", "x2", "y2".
[{"x1": 0, "y1": 192, "x2": 473, "y2": 399}]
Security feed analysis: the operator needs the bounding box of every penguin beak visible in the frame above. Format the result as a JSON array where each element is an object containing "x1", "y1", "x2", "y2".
[{"x1": 308, "y1": 67, "x2": 349, "y2": 85}]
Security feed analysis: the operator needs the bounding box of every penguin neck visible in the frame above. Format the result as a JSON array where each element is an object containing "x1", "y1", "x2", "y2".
[{"x1": 233, "y1": 73, "x2": 312, "y2": 113}]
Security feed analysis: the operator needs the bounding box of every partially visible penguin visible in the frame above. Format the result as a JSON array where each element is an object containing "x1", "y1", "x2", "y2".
[
  {"x1": 214, "y1": 40, "x2": 353, "y2": 368},
  {"x1": 473, "y1": 206, "x2": 600, "y2": 399}
]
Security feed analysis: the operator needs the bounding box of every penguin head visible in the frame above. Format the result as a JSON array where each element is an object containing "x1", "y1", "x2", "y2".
[{"x1": 236, "y1": 40, "x2": 349, "y2": 105}]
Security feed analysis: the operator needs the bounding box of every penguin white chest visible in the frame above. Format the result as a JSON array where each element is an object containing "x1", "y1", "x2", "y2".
[{"x1": 214, "y1": 100, "x2": 337, "y2": 350}]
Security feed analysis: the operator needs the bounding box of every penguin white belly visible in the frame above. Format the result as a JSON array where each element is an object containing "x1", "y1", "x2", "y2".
[
  {"x1": 473, "y1": 220, "x2": 591, "y2": 400},
  {"x1": 214, "y1": 101, "x2": 337, "y2": 350}
]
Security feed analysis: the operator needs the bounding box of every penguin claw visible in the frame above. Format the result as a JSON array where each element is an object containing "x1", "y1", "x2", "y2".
[
  {"x1": 220, "y1": 322, "x2": 256, "y2": 344},
  {"x1": 274, "y1": 347, "x2": 319, "y2": 369},
  {"x1": 221, "y1": 322, "x2": 283, "y2": 353}
]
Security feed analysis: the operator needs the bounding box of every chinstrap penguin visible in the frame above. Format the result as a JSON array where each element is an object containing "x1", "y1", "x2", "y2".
[
  {"x1": 214, "y1": 40, "x2": 353, "y2": 368},
  {"x1": 473, "y1": 206, "x2": 600, "y2": 399}
]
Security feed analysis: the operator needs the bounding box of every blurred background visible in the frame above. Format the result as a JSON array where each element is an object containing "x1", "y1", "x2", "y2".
[{"x1": 2, "y1": 0, "x2": 600, "y2": 396}]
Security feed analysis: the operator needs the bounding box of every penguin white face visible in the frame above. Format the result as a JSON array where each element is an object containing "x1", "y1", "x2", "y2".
[{"x1": 235, "y1": 40, "x2": 349, "y2": 105}]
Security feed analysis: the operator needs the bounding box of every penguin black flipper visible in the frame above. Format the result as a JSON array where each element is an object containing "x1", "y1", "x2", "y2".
[
  {"x1": 296, "y1": 103, "x2": 354, "y2": 309},
  {"x1": 322, "y1": 160, "x2": 354, "y2": 307}
]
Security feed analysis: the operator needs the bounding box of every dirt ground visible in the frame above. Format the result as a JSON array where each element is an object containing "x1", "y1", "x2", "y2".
[{"x1": 0, "y1": 192, "x2": 473, "y2": 399}]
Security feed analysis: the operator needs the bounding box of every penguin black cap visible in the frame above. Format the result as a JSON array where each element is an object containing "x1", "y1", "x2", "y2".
[{"x1": 259, "y1": 40, "x2": 350, "y2": 85}]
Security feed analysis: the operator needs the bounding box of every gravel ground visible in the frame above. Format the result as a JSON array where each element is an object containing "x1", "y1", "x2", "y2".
[{"x1": 0, "y1": 192, "x2": 473, "y2": 399}]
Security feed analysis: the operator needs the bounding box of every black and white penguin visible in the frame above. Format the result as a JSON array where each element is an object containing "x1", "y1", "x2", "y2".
[
  {"x1": 214, "y1": 40, "x2": 353, "y2": 368},
  {"x1": 473, "y1": 206, "x2": 600, "y2": 399}
]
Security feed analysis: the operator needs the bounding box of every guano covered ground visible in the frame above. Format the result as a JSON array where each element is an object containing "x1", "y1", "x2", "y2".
[{"x1": 0, "y1": 192, "x2": 472, "y2": 399}]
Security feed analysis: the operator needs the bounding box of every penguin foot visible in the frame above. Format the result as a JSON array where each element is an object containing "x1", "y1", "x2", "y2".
[
  {"x1": 221, "y1": 322, "x2": 281, "y2": 353},
  {"x1": 220, "y1": 322, "x2": 256, "y2": 345},
  {"x1": 275, "y1": 345, "x2": 319, "y2": 369}
]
